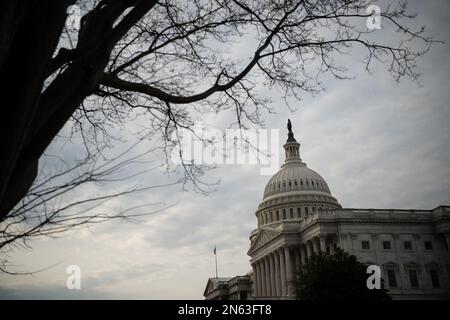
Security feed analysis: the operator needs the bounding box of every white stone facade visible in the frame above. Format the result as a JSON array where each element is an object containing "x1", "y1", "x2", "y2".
[{"x1": 248, "y1": 124, "x2": 450, "y2": 300}]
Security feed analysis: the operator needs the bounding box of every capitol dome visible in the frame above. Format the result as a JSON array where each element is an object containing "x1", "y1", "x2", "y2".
[
  {"x1": 255, "y1": 120, "x2": 341, "y2": 227},
  {"x1": 263, "y1": 164, "x2": 332, "y2": 199}
]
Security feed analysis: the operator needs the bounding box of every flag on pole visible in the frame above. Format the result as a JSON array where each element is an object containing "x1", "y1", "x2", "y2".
[{"x1": 213, "y1": 245, "x2": 216, "y2": 255}]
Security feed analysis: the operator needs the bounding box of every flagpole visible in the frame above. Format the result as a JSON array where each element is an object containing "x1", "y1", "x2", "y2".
[{"x1": 214, "y1": 246, "x2": 218, "y2": 278}]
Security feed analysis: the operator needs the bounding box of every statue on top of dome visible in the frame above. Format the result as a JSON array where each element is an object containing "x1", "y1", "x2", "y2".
[{"x1": 286, "y1": 119, "x2": 297, "y2": 142}]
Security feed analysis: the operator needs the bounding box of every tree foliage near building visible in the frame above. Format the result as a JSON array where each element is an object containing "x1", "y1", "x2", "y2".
[{"x1": 297, "y1": 249, "x2": 391, "y2": 300}]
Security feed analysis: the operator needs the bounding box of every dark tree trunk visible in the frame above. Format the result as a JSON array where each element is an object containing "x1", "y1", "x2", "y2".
[{"x1": 0, "y1": 0, "x2": 74, "y2": 220}]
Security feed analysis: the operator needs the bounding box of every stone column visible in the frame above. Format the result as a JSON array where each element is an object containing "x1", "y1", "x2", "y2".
[
  {"x1": 269, "y1": 253, "x2": 276, "y2": 297},
  {"x1": 306, "y1": 241, "x2": 312, "y2": 258},
  {"x1": 294, "y1": 247, "x2": 301, "y2": 272},
  {"x1": 261, "y1": 257, "x2": 270, "y2": 297},
  {"x1": 264, "y1": 257, "x2": 271, "y2": 297},
  {"x1": 256, "y1": 262, "x2": 262, "y2": 297},
  {"x1": 279, "y1": 249, "x2": 287, "y2": 296},
  {"x1": 300, "y1": 245, "x2": 307, "y2": 265},
  {"x1": 329, "y1": 236, "x2": 336, "y2": 254},
  {"x1": 284, "y1": 246, "x2": 294, "y2": 296},
  {"x1": 312, "y1": 237, "x2": 319, "y2": 254},
  {"x1": 259, "y1": 261, "x2": 265, "y2": 297},
  {"x1": 258, "y1": 259, "x2": 265, "y2": 297},
  {"x1": 252, "y1": 263, "x2": 258, "y2": 297},
  {"x1": 319, "y1": 236, "x2": 327, "y2": 254},
  {"x1": 274, "y1": 252, "x2": 281, "y2": 297}
]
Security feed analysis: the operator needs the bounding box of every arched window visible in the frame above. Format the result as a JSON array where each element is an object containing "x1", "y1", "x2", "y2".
[
  {"x1": 404, "y1": 262, "x2": 420, "y2": 288},
  {"x1": 383, "y1": 261, "x2": 399, "y2": 289},
  {"x1": 426, "y1": 262, "x2": 441, "y2": 288}
]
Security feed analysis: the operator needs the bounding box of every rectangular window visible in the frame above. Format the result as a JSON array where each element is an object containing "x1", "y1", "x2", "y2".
[
  {"x1": 297, "y1": 207, "x2": 301, "y2": 218},
  {"x1": 403, "y1": 241, "x2": 412, "y2": 250},
  {"x1": 387, "y1": 269, "x2": 397, "y2": 288},
  {"x1": 383, "y1": 241, "x2": 391, "y2": 250},
  {"x1": 305, "y1": 207, "x2": 309, "y2": 215},
  {"x1": 430, "y1": 270, "x2": 440, "y2": 288},
  {"x1": 282, "y1": 209, "x2": 286, "y2": 219},
  {"x1": 424, "y1": 241, "x2": 433, "y2": 251},
  {"x1": 361, "y1": 241, "x2": 370, "y2": 250},
  {"x1": 408, "y1": 269, "x2": 419, "y2": 288},
  {"x1": 290, "y1": 208, "x2": 294, "y2": 219}
]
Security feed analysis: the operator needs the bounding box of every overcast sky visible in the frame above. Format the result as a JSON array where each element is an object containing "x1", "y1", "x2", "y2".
[{"x1": 1, "y1": 0, "x2": 449, "y2": 299}]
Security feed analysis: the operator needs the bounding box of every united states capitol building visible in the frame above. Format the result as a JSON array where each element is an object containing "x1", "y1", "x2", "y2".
[{"x1": 204, "y1": 121, "x2": 450, "y2": 300}]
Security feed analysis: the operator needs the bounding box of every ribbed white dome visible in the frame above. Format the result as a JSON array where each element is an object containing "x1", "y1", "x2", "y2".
[{"x1": 263, "y1": 162, "x2": 332, "y2": 199}]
